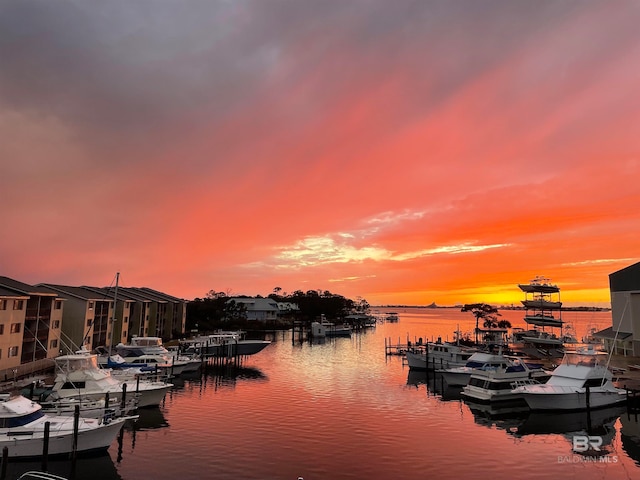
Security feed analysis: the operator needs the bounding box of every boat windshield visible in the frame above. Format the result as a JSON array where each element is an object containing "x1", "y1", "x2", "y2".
[
  {"x1": 1, "y1": 410, "x2": 45, "y2": 428},
  {"x1": 562, "y1": 352, "x2": 601, "y2": 367},
  {"x1": 56, "y1": 355, "x2": 99, "y2": 372}
]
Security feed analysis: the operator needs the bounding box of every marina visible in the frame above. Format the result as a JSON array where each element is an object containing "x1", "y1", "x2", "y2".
[{"x1": 1, "y1": 308, "x2": 639, "y2": 479}]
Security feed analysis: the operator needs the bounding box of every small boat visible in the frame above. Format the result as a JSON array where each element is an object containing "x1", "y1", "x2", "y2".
[
  {"x1": 384, "y1": 312, "x2": 399, "y2": 322},
  {"x1": 512, "y1": 346, "x2": 627, "y2": 411},
  {"x1": 98, "y1": 337, "x2": 202, "y2": 375},
  {"x1": 628, "y1": 364, "x2": 640, "y2": 371},
  {"x1": 438, "y1": 351, "x2": 544, "y2": 387},
  {"x1": 518, "y1": 276, "x2": 560, "y2": 293},
  {"x1": 19, "y1": 472, "x2": 69, "y2": 480},
  {"x1": 460, "y1": 358, "x2": 550, "y2": 405},
  {"x1": 0, "y1": 394, "x2": 132, "y2": 458},
  {"x1": 182, "y1": 331, "x2": 272, "y2": 356},
  {"x1": 405, "y1": 341, "x2": 477, "y2": 370},
  {"x1": 523, "y1": 314, "x2": 564, "y2": 328},
  {"x1": 46, "y1": 351, "x2": 172, "y2": 408},
  {"x1": 520, "y1": 330, "x2": 564, "y2": 346}
]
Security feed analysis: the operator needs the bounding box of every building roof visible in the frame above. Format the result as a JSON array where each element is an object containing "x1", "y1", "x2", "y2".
[
  {"x1": 593, "y1": 326, "x2": 633, "y2": 340},
  {"x1": 38, "y1": 284, "x2": 112, "y2": 301},
  {"x1": 0, "y1": 286, "x2": 29, "y2": 298},
  {"x1": 138, "y1": 287, "x2": 185, "y2": 302},
  {"x1": 229, "y1": 297, "x2": 280, "y2": 311},
  {"x1": 0, "y1": 276, "x2": 58, "y2": 296},
  {"x1": 609, "y1": 260, "x2": 640, "y2": 292}
]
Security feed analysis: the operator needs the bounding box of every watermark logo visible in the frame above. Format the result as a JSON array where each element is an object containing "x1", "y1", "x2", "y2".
[
  {"x1": 572, "y1": 435, "x2": 602, "y2": 452},
  {"x1": 557, "y1": 435, "x2": 618, "y2": 464}
]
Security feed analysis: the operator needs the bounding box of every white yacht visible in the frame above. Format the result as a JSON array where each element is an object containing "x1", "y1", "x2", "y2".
[
  {"x1": 460, "y1": 358, "x2": 550, "y2": 405},
  {"x1": 0, "y1": 394, "x2": 131, "y2": 458},
  {"x1": 47, "y1": 352, "x2": 172, "y2": 408},
  {"x1": 438, "y1": 351, "x2": 543, "y2": 387},
  {"x1": 405, "y1": 341, "x2": 476, "y2": 370},
  {"x1": 182, "y1": 331, "x2": 272, "y2": 356},
  {"x1": 310, "y1": 317, "x2": 352, "y2": 338},
  {"x1": 99, "y1": 336, "x2": 202, "y2": 375},
  {"x1": 512, "y1": 346, "x2": 627, "y2": 411}
]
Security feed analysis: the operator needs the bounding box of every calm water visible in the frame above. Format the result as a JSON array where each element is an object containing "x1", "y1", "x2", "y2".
[{"x1": 6, "y1": 308, "x2": 640, "y2": 480}]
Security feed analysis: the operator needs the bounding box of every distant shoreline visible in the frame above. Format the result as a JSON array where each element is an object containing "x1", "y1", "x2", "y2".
[{"x1": 372, "y1": 304, "x2": 611, "y2": 311}]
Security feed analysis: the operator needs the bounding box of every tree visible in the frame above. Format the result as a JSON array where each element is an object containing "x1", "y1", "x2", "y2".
[{"x1": 461, "y1": 303, "x2": 501, "y2": 344}]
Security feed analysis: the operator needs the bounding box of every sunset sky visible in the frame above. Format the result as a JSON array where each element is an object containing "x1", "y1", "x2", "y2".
[{"x1": 1, "y1": 0, "x2": 639, "y2": 307}]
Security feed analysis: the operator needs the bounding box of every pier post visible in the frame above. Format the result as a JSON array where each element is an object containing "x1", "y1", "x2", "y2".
[
  {"x1": 585, "y1": 385, "x2": 591, "y2": 411},
  {"x1": 122, "y1": 382, "x2": 128, "y2": 409},
  {"x1": 1, "y1": 446, "x2": 7, "y2": 480},
  {"x1": 72, "y1": 405, "x2": 80, "y2": 461},
  {"x1": 42, "y1": 421, "x2": 50, "y2": 471}
]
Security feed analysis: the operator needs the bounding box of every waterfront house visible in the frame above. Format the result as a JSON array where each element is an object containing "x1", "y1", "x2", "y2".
[
  {"x1": 228, "y1": 297, "x2": 281, "y2": 322},
  {"x1": 0, "y1": 276, "x2": 64, "y2": 380}
]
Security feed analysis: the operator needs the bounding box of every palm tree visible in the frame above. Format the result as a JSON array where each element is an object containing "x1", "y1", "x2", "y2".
[{"x1": 461, "y1": 303, "x2": 501, "y2": 344}]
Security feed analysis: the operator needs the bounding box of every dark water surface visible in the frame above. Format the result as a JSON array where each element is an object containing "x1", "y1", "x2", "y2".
[{"x1": 5, "y1": 308, "x2": 640, "y2": 480}]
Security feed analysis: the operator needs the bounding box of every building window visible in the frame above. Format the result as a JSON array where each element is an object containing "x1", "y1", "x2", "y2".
[
  {"x1": 13, "y1": 300, "x2": 24, "y2": 310},
  {"x1": 53, "y1": 320, "x2": 60, "y2": 329},
  {"x1": 10, "y1": 323, "x2": 20, "y2": 334},
  {"x1": 124, "y1": 316, "x2": 129, "y2": 324},
  {"x1": 8, "y1": 346, "x2": 19, "y2": 357},
  {"x1": 0, "y1": 325, "x2": 3, "y2": 335},
  {"x1": 54, "y1": 300, "x2": 62, "y2": 310},
  {"x1": 86, "y1": 319, "x2": 92, "y2": 327},
  {"x1": 0, "y1": 300, "x2": 6, "y2": 310},
  {"x1": 122, "y1": 331, "x2": 127, "y2": 338},
  {"x1": 50, "y1": 339, "x2": 58, "y2": 349},
  {"x1": 88, "y1": 301, "x2": 94, "y2": 310}
]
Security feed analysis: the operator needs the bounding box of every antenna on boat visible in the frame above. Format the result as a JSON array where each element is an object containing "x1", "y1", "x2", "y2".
[{"x1": 603, "y1": 295, "x2": 628, "y2": 382}]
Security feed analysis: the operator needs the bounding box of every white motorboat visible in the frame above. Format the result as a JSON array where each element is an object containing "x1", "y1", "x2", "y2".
[
  {"x1": 512, "y1": 346, "x2": 627, "y2": 411},
  {"x1": 99, "y1": 337, "x2": 202, "y2": 375},
  {"x1": 310, "y1": 317, "x2": 352, "y2": 338},
  {"x1": 38, "y1": 395, "x2": 138, "y2": 419},
  {"x1": 0, "y1": 394, "x2": 131, "y2": 458},
  {"x1": 405, "y1": 341, "x2": 477, "y2": 370},
  {"x1": 519, "y1": 330, "x2": 564, "y2": 346},
  {"x1": 47, "y1": 352, "x2": 172, "y2": 408},
  {"x1": 438, "y1": 351, "x2": 543, "y2": 387},
  {"x1": 460, "y1": 358, "x2": 550, "y2": 404},
  {"x1": 182, "y1": 331, "x2": 272, "y2": 356}
]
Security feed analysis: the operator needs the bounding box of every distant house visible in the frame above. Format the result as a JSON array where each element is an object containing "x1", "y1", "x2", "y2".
[
  {"x1": 228, "y1": 297, "x2": 280, "y2": 322},
  {"x1": 595, "y1": 261, "x2": 640, "y2": 356}
]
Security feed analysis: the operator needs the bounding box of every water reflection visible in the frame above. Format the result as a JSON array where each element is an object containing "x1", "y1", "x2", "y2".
[
  {"x1": 466, "y1": 400, "x2": 629, "y2": 456},
  {"x1": 466, "y1": 401, "x2": 529, "y2": 432},
  {"x1": 619, "y1": 411, "x2": 640, "y2": 465},
  {"x1": 3, "y1": 452, "x2": 121, "y2": 480},
  {"x1": 201, "y1": 365, "x2": 267, "y2": 388},
  {"x1": 406, "y1": 370, "x2": 463, "y2": 401},
  {"x1": 130, "y1": 407, "x2": 170, "y2": 431}
]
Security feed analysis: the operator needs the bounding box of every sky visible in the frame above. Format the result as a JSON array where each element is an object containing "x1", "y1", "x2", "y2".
[{"x1": 1, "y1": 0, "x2": 639, "y2": 307}]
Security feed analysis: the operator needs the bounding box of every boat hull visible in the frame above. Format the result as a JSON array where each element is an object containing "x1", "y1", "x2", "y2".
[
  {"x1": 0, "y1": 417, "x2": 128, "y2": 459},
  {"x1": 187, "y1": 340, "x2": 271, "y2": 357},
  {"x1": 518, "y1": 385, "x2": 628, "y2": 411}
]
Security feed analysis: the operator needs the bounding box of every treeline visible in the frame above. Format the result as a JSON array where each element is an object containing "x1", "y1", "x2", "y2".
[{"x1": 186, "y1": 289, "x2": 369, "y2": 332}]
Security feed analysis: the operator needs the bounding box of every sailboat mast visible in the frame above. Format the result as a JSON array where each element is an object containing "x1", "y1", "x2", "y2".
[{"x1": 108, "y1": 272, "x2": 120, "y2": 357}]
